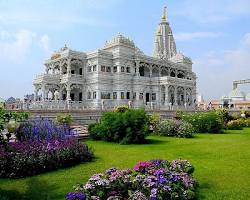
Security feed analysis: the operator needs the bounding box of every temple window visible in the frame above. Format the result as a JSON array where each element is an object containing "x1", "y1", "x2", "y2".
[
  {"x1": 79, "y1": 68, "x2": 83, "y2": 75},
  {"x1": 113, "y1": 92, "x2": 117, "y2": 99},
  {"x1": 139, "y1": 93, "x2": 144, "y2": 100},
  {"x1": 93, "y1": 91, "x2": 96, "y2": 99},
  {"x1": 101, "y1": 92, "x2": 111, "y2": 99},
  {"x1": 87, "y1": 66, "x2": 92, "y2": 72},
  {"x1": 106, "y1": 66, "x2": 111, "y2": 72},
  {"x1": 126, "y1": 92, "x2": 130, "y2": 99},
  {"x1": 170, "y1": 71, "x2": 175, "y2": 77},
  {"x1": 121, "y1": 92, "x2": 124, "y2": 99},
  {"x1": 101, "y1": 65, "x2": 105, "y2": 72},
  {"x1": 133, "y1": 92, "x2": 136, "y2": 99},
  {"x1": 126, "y1": 67, "x2": 130, "y2": 73},
  {"x1": 113, "y1": 66, "x2": 117, "y2": 72},
  {"x1": 152, "y1": 93, "x2": 156, "y2": 101},
  {"x1": 87, "y1": 92, "x2": 91, "y2": 99},
  {"x1": 71, "y1": 70, "x2": 75, "y2": 74},
  {"x1": 121, "y1": 66, "x2": 125, "y2": 72},
  {"x1": 93, "y1": 65, "x2": 97, "y2": 71}
]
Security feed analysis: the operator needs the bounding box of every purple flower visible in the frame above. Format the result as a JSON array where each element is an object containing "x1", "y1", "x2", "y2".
[{"x1": 66, "y1": 192, "x2": 86, "y2": 200}]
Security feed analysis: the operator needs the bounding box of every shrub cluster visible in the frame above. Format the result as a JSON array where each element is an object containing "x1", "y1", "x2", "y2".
[
  {"x1": 180, "y1": 111, "x2": 224, "y2": 133},
  {"x1": 149, "y1": 113, "x2": 161, "y2": 132},
  {"x1": 55, "y1": 113, "x2": 73, "y2": 125},
  {"x1": 227, "y1": 120, "x2": 244, "y2": 130},
  {"x1": 66, "y1": 159, "x2": 197, "y2": 200},
  {"x1": 0, "y1": 108, "x2": 29, "y2": 144},
  {"x1": 88, "y1": 109, "x2": 149, "y2": 144},
  {"x1": 0, "y1": 138, "x2": 93, "y2": 178},
  {"x1": 156, "y1": 119, "x2": 195, "y2": 138}
]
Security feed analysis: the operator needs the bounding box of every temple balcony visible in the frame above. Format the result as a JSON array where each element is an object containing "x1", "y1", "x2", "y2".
[
  {"x1": 60, "y1": 74, "x2": 84, "y2": 84},
  {"x1": 33, "y1": 73, "x2": 61, "y2": 84}
]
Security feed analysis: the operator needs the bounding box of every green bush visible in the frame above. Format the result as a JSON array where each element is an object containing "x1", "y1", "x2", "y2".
[
  {"x1": 88, "y1": 109, "x2": 149, "y2": 144},
  {"x1": 180, "y1": 111, "x2": 224, "y2": 133},
  {"x1": 156, "y1": 119, "x2": 195, "y2": 138},
  {"x1": 227, "y1": 120, "x2": 243, "y2": 130},
  {"x1": 114, "y1": 105, "x2": 129, "y2": 113},
  {"x1": 55, "y1": 113, "x2": 73, "y2": 125},
  {"x1": 230, "y1": 113, "x2": 241, "y2": 120},
  {"x1": 238, "y1": 118, "x2": 250, "y2": 127},
  {"x1": 149, "y1": 113, "x2": 161, "y2": 132},
  {"x1": 177, "y1": 121, "x2": 196, "y2": 138},
  {"x1": 215, "y1": 108, "x2": 233, "y2": 124}
]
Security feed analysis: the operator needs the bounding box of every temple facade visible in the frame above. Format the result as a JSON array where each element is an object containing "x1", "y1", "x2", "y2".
[{"x1": 33, "y1": 7, "x2": 197, "y2": 110}]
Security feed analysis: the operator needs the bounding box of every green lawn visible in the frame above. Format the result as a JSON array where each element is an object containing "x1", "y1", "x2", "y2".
[{"x1": 1, "y1": 128, "x2": 250, "y2": 200}]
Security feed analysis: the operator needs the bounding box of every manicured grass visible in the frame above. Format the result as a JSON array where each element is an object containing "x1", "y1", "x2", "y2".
[{"x1": 1, "y1": 128, "x2": 250, "y2": 200}]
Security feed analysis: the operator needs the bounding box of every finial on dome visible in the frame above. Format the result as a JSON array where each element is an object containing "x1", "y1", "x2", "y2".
[{"x1": 161, "y1": 6, "x2": 167, "y2": 21}]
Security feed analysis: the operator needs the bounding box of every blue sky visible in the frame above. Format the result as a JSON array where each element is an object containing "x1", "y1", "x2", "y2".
[{"x1": 0, "y1": 0, "x2": 249, "y2": 100}]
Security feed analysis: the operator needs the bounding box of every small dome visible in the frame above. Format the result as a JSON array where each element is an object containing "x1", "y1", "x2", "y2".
[
  {"x1": 104, "y1": 33, "x2": 135, "y2": 48},
  {"x1": 228, "y1": 88, "x2": 245, "y2": 98}
]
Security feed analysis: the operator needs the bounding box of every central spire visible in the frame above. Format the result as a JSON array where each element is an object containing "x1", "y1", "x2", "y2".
[{"x1": 152, "y1": 6, "x2": 177, "y2": 59}]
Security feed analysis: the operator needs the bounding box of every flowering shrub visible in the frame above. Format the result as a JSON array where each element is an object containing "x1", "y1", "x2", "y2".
[
  {"x1": 66, "y1": 159, "x2": 197, "y2": 200},
  {"x1": 241, "y1": 118, "x2": 250, "y2": 127},
  {"x1": 180, "y1": 111, "x2": 224, "y2": 133},
  {"x1": 156, "y1": 120, "x2": 195, "y2": 138},
  {"x1": 148, "y1": 113, "x2": 161, "y2": 132},
  {"x1": 55, "y1": 113, "x2": 73, "y2": 125},
  {"x1": 0, "y1": 138, "x2": 93, "y2": 178},
  {"x1": 15, "y1": 119, "x2": 74, "y2": 141},
  {"x1": 227, "y1": 120, "x2": 243, "y2": 130},
  {"x1": 177, "y1": 122, "x2": 196, "y2": 138},
  {"x1": 89, "y1": 109, "x2": 149, "y2": 144}
]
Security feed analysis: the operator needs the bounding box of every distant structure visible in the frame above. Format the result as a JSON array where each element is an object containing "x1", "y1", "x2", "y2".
[
  {"x1": 211, "y1": 79, "x2": 250, "y2": 110},
  {"x1": 32, "y1": 7, "x2": 197, "y2": 110}
]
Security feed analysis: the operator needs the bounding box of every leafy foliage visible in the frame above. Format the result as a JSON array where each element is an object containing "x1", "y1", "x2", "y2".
[
  {"x1": 156, "y1": 119, "x2": 195, "y2": 138},
  {"x1": 180, "y1": 111, "x2": 224, "y2": 133},
  {"x1": 149, "y1": 113, "x2": 161, "y2": 132},
  {"x1": 227, "y1": 120, "x2": 243, "y2": 130},
  {"x1": 55, "y1": 113, "x2": 73, "y2": 125},
  {"x1": 89, "y1": 109, "x2": 149, "y2": 144},
  {"x1": 114, "y1": 105, "x2": 130, "y2": 113}
]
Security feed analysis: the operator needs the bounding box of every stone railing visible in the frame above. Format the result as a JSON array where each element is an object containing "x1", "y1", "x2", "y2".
[
  {"x1": 60, "y1": 74, "x2": 84, "y2": 84},
  {"x1": 33, "y1": 74, "x2": 61, "y2": 84}
]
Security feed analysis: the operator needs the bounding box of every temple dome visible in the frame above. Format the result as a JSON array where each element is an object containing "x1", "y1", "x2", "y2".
[
  {"x1": 104, "y1": 33, "x2": 135, "y2": 48},
  {"x1": 228, "y1": 88, "x2": 246, "y2": 101}
]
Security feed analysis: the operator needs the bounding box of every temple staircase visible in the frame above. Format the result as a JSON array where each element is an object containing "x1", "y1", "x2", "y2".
[{"x1": 70, "y1": 123, "x2": 89, "y2": 140}]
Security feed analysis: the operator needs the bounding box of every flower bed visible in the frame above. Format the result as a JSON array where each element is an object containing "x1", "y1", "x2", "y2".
[
  {"x1": 16, "y1": 119, "x2": 74, "y2": 141},
  {"x1": 0, "y1": 138, "x2": 93, "y2": 178},
  {"x1": 66, "y1": 159, "x2": 197, "y2": 200}
]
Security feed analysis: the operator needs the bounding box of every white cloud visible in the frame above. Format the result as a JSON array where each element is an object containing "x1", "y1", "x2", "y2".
[
  {"x1": 0, "y1": 30, "x2": 36, "y2": 63},
  {"x1": 193, "y1": 33, "x2": 250, "y2": 100},
  {"x1": 39, "y1": 34, "x2": 50, "y2": 53},
  {"x1": 174, "y1": 0, "x2": 250, "y2": 24},
  {"x1": 0, "y1": 30, "x2": 51, "y2": 63},
  {"x1": 175, "y1": 32, "x2": 222, "y2": 41}
]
